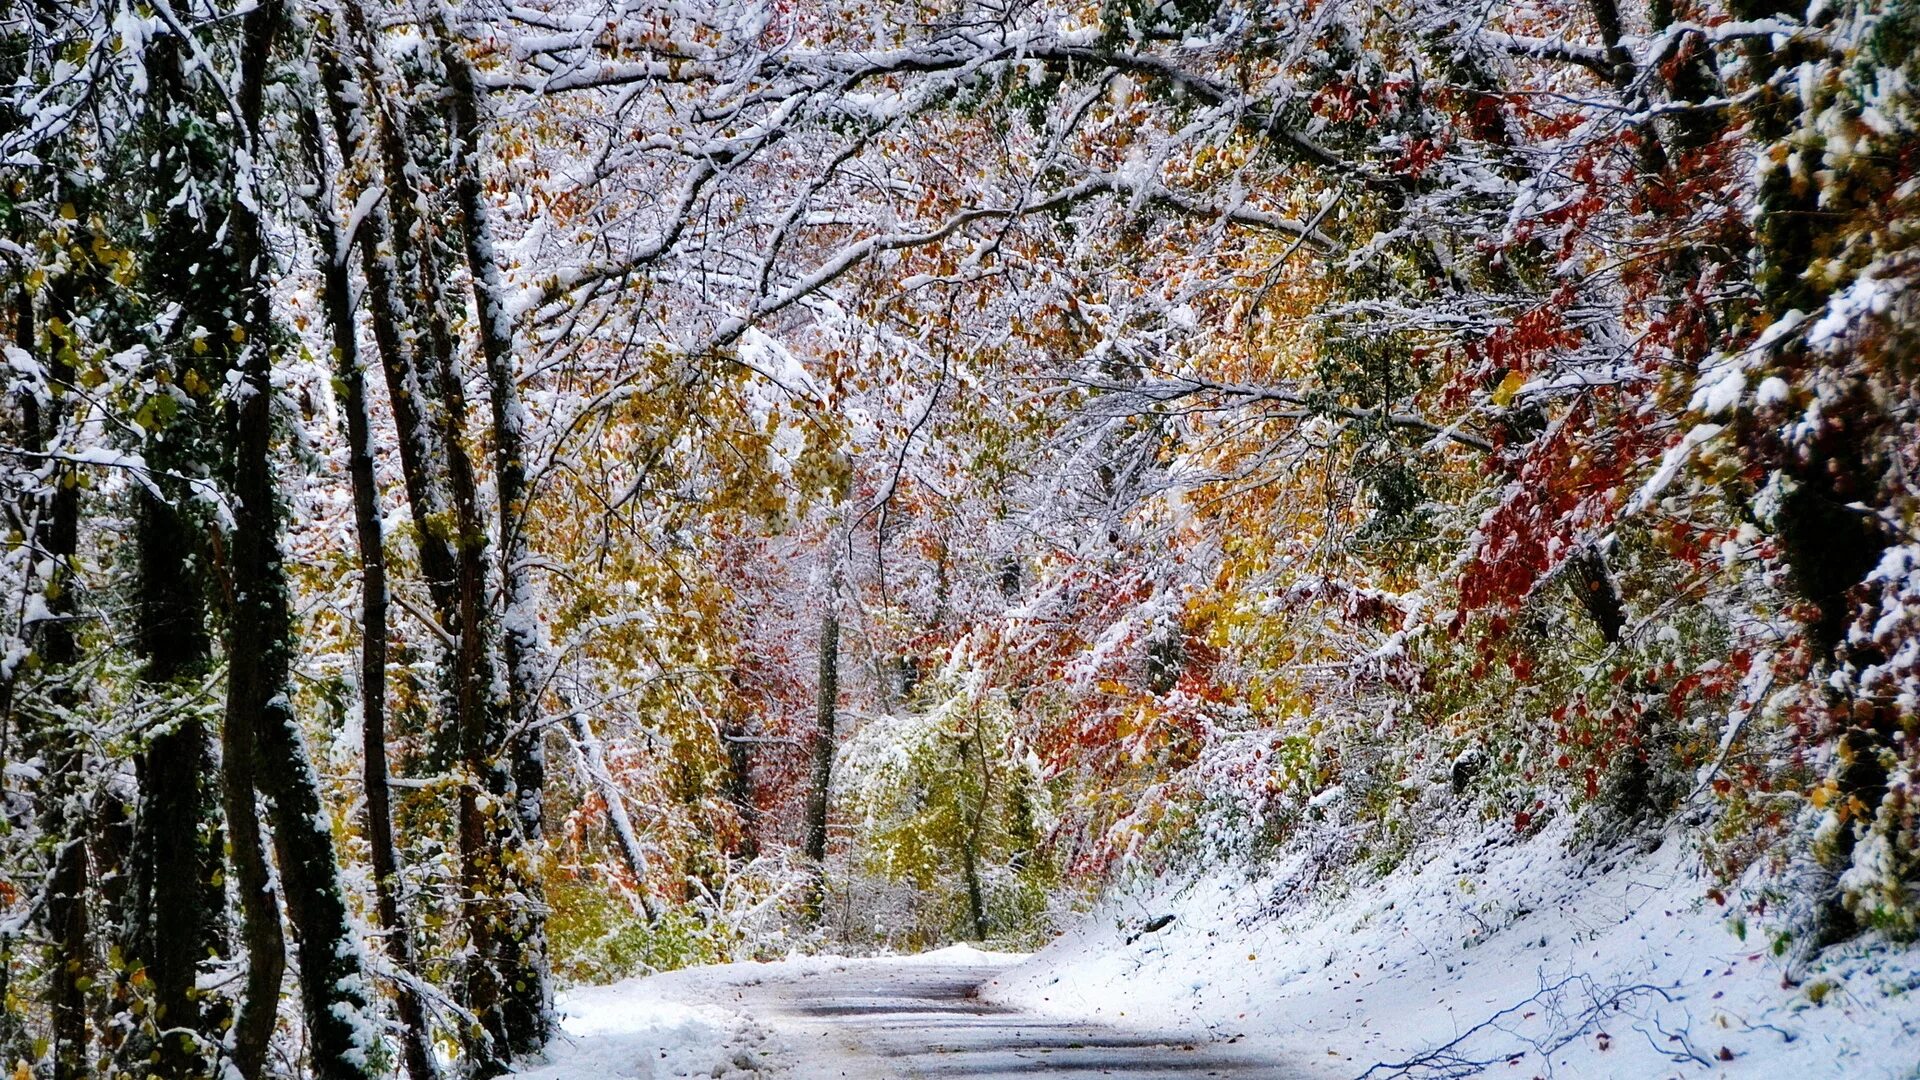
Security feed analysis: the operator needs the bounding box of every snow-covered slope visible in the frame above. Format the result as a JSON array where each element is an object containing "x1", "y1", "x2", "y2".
[{"x1": 983, "y1": 817, "x2": 1920, "y2": 1078}]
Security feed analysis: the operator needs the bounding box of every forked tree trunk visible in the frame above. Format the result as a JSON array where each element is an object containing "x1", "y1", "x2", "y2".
[
  {"x1": 319, "y1": 6, "x2": 526, "y2": 1067},
  {"x1": 314, "y1": 0, "x2": 461, "y2": 624},
  {"x1": 221, "y1": 6, "x2": 380, "y2": 1077}
]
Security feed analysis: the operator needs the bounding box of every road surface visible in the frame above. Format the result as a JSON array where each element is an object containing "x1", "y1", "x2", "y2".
[{"x1": 708, "y1": 955, "x2": 1301, "y2": 1078}]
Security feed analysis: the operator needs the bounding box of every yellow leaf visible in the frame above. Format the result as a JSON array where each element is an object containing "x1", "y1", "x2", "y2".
[{"x1": 1491, "y1": 369, "x2": 1526, "y2": 407}]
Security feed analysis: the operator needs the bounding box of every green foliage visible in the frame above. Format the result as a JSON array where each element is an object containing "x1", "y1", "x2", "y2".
[
  {"x1": 546, "y1": 873, "x2": 739, "y2": 985},
  {"x1": 835, "y1": 683, "x2": 1061, "y2": 947}
]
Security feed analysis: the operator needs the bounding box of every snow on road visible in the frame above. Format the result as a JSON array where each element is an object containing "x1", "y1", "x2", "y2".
[
  {"x1": 514, "y1": 814, "x2": 1920, "y2": 1080},
  {"x1": 517, "y1": 946, "x2": 1301, "y2": 1079}
]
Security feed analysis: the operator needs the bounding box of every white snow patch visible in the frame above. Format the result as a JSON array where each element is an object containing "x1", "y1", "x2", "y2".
[
  {"x1": 514, "y1": 983, "x2": 785, "y2": 1080},
  {"x1": 982, "y1": 816, "x2": 1920, "y2": 1078}
]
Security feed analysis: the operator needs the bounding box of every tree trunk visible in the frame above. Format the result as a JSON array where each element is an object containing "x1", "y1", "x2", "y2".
[
  {"x1": 220, "y1": 668, "x2": 284, "y2": 1080},
  {"x1": 803, "y1": 576, "x2": 841, "y2": 919},
  {"x1": 301, "y1": 102, "x2": 440, "y2": 1080},
  {"x1": 317, "y1": 0, "x2": 462, "y2": 626},
  {"x1": 319, "y1": 8, "x2": 523, "y2": 1067},
  {"x1": 440, "y1": 33, "x2": 553, "y2": 1054},
  {"x1": 0, "y1": 293, "x2": 32, "y2": 1071},
  {"x1": 960, "y1": 713, "x2": 992, "y2": 942},
  {"x1": 23, "y1": 262, "x2": 89, "y2": 1080},
  {"x1": 126, "y1": 604, "x2": 222, "y2": 1079},
  {"x1": 720, "y1": 693, "x2": 761, "y2": 863},
  {"x1": 219, "y1": 6, "x2": 381, "y2": 1077},
  {"x1": 127, "y1": 32, "x2": 238, "y2": 1078},
  {"x1": 561, "y1": 699, "x2": 659, "y2": 920}
]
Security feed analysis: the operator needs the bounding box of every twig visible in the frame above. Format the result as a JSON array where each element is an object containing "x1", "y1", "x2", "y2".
[{"x1": 1354, "y1": 974, "x2": 1678, "y2": 1079}]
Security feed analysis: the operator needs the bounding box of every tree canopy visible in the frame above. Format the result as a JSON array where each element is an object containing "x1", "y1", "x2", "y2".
[{"x1": 1, "y1": 0, "x2": 1917, "y2": 1074}]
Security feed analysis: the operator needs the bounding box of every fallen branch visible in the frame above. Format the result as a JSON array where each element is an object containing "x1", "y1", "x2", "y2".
[{"x1": 1354, "y1": 973, "x2": 1680, "y2": 1079}]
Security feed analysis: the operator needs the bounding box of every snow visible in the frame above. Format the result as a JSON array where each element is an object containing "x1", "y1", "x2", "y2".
[
  {"x1": 1689, "y1": 365, "x2": 1745, "y2": 416},
  {"x1": 513, "y1": 947, "x2": 1014, "y2": 1080},
  {"x1": 514, "y1": 988, "x2": 785, "y2": 1080},
  {"x1": 1808, "y1": 274, "x2": 1893, "y2": 349},
  {"x1": 1627, "y1": 424, "x2": 1724, "y2": 517},
  {"x1": 508, "y1": 836, "x2": 1919, "y2": 1080},
  {"x1": 981, "y1": 815, "x2": 1920, "y2": 1078}
]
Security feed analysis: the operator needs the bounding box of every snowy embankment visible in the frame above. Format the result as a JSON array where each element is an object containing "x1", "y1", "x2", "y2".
[{"x1": 983, "y1": 817, "x2": 1920, "y2": 1079}]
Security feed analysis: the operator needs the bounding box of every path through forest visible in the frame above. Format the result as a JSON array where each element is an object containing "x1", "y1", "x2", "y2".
[
  {"x1": 741, "y1": 956, "x2": 1296, "y2": 1078},
  {"x1": 523, "y1": 949, "x2": 1309, "y2": 1079}
]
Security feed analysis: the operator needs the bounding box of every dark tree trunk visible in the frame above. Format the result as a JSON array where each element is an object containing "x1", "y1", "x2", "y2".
[
  {"x1": 131, "y1": 18, "x2": 284, "y2": 1080},
  {"x1": 124, "y1": 396, "x2": 224, "y2": 1077},
  {"x1": 440, "y1": 32, "x2": 553, "y2": 1055},
  {"x1": 960, "y1": 716, "x2": 992, "y2": 942},
  {"x1": 318, "y1": 8, "x2": 521, "y2": 1068},
  {"x1": 720, "y1": 696, "x2": 761, "y2": 863},
  {"x1": 1569, "y1": 547, "x2": 1626, "y2": 645},
  {"x1": 23, "y1": 262, "x2": 89, "y2": 1080},
  {"x1": 220, "y1": 661, "x2": 284, "y2": 1080},
  {"x1": 317, "y1": 0, "x2": 462, "y2": 626},
  {"x1": 126, "y1": 33, "x2": 238, "y2": 1078},
  {"x1": 301, "y1": 100, "x2": 440, "y2": 1080},
  {"x1": 218, "y1": 6, "x2": 382, "y2": 1077}
]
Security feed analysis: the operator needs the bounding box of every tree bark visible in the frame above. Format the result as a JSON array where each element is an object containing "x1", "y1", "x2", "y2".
[
  {"x1": 219, "y1": 5, "x2": 381, "y2": 1077},
  {"x1": 960, "y1": 714, "x2": 992, "y2": 942},
  {"x1": 317, "y1": 0, "x2": 462, "y2": 626},
  {"x1": 220, "y1": 667, "x2": 284, "y2": 1080},
  {"x1": 23, "y1": 255, "x2": 89, "y2": 1080},
  {"x1": 440, "y1": 32, "x2": 553, "y2": 1054},
  {"x1": 127, "y1": 33, "x2": 237, "y2": 1078},
  {"x1": 561, "y1": 699, "x2": 660, "y2": 920},
  {"x1": 301, "y1": 101, "x2": 440, "y2": 1080},
  {"x1": 319, "y1": 7, "x2": 524, "y2": 1067},
  {"x1": 120, "y1": 341, "x2": 223, "y2": 1075},
  {"x1": 804, "y1": 570, "x2": 841, "y2": 920}
]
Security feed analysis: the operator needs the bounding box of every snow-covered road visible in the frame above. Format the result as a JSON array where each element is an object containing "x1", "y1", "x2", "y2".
[
  {"x1": 521, "y1": 948, "x2": 1309, "y2": 1079},
  {"x1": 731, "y1": 956, "x2": 1293, "y2": 1078}
]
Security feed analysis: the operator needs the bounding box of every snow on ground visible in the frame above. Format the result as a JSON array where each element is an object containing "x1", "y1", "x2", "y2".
[
  {"x1": 515, "y1": 946, "x2": 1017, "y2": 1080},
  {"x1": 983, "y1": 816, "x2": 1920, "y2": 1079},
  {"x1": 513, "y1": 990, "x2": 785, "y2": 1080}
]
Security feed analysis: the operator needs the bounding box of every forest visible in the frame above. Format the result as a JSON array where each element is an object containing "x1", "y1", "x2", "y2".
[{"x1": 0, "y1": 0, "x2": 1917, "y2": 1075}]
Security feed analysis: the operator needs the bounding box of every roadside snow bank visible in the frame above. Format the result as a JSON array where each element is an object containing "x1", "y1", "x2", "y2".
[
  {"x1": 515, "y1": 982, "x2": 785, "y2": 1080},
  {"x1": 982, "y1": 817, "x2": 1920, "y2": 1078}
]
